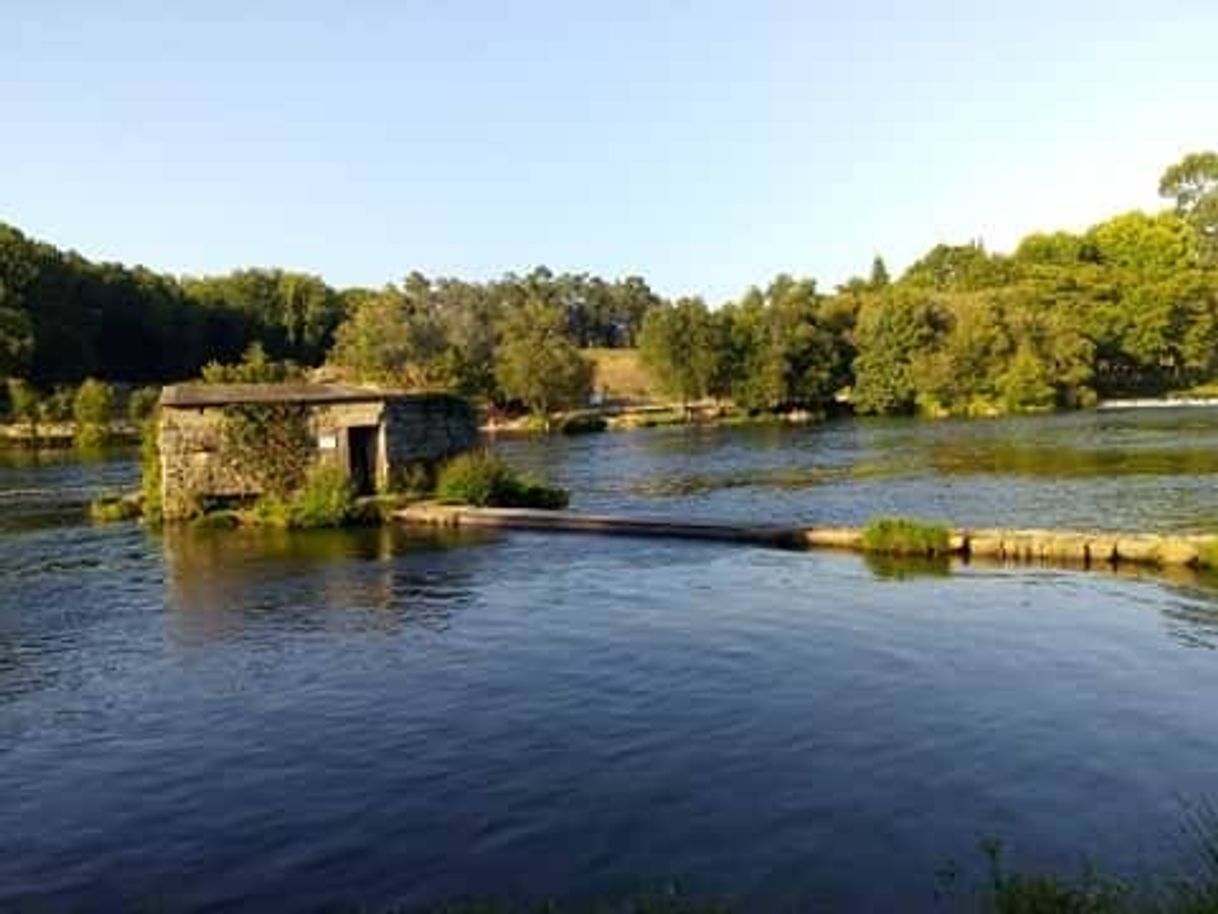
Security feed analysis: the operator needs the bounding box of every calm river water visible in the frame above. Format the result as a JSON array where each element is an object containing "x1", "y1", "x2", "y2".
[{"x1": 5, "y1": 409, "x2": 1218, "y2": 911}]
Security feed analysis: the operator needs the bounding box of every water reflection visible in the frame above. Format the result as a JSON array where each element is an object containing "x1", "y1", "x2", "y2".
[
  {"x1": 862, "y1": 553, "x2": 952, "y2": 580},
  {"x1": 162, "y1": 525, "x2": 493, "y2": 645}
]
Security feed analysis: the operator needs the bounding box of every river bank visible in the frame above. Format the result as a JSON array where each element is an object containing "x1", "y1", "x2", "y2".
[
  {"x1": 0, "y1": 403, "x2": 809, "y2": 449},
  {"x1": 0, "y1": 419, "x2": 141, "y2": 448},
  {"x1": 12, "y1": 388, "x2": 1218, "y2": 450}
]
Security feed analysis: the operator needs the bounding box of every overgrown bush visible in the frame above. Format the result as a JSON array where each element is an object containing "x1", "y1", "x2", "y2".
[
  {"x1": 287, "y1": 464, "x2": 354, "y2": 528},
  {"x1": 221, "y1": 402, "x2": 313, "y2": 496},
  {"x1": 249, "y1": 464, "x2": 355, "y2": 529},
  {"x1": 861, "y1": 517, "x2": 951, "y2": 556},
  {"x1": 436, "y1": 452, "x2": 568, "y2": 509}
]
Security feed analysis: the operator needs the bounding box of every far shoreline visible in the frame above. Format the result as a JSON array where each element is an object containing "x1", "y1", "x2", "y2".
[{"x1": 9, "y1": 393, "x2": 1218, "y2": 450}]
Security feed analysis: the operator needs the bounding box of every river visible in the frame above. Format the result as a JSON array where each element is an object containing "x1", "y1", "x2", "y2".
[{"x1": 4, "y1": 409, "x2": 1218, "y2": 911}]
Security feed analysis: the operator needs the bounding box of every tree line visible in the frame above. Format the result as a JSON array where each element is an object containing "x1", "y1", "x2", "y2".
[
  {"x1": 638, "y1": 151, "x2": 1218, "y2": 417},
  {"x1": 2, "y1": 150, "x2": 1216, "y2": 421},
  {"x1": 0, "y1": 228, "x2": 654, "y2": 389}
]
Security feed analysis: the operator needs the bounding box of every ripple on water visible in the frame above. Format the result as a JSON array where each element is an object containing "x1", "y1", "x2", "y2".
[{"x1": 4, "y1": 415, "x2": 1218, "y2": 910}]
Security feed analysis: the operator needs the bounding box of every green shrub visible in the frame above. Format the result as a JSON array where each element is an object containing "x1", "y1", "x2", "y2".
[
  {"x1": 436, "y1": 452, "x2": 510, "y2": 505},
  {"x1": 861, "y1": 517, "x2": 951, "y2": 556},
  {"x1": 436, "y1": 451, "x2": 569, "y2": 509},
  {"x1": 245, "y1": 464, "x2": 355, "y2": 529},
  {"x1": 249, "y1": 495, "x2": 293, "y2": 527},
  {"x1": 288, "y1": 464, "x2": 354, "y2": 528},
  {"x1": 509, "y1": 480, "x2": 570, "y2": 510}
]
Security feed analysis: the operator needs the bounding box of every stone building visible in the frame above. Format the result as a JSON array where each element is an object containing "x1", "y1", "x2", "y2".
[{"x1": 158, "y1": 383, "x2": 477, "y2": 519}]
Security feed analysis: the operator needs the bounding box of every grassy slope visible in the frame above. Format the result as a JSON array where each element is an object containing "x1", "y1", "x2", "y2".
[{"x1": 585, "y1": 348, "x2": 655, "y2": 403}]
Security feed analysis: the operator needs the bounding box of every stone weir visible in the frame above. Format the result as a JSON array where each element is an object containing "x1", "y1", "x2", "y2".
[{"x1": 395, "y1": 504, "x2": 1218, "y2": 572}]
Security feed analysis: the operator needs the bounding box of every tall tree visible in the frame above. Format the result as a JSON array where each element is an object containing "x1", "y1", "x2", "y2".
[
  {"x1": 495, "y1": 298, "x2": 593, "y2": 425},
  {"x1": 328, "y1": 284, "x2": 447, "y2": 386},
  {"x1": 868, "y1": 256, "x2": 891, "y2": 290},
  {"x1": 1159, "y1": 151, "x2": 1218, "y2": 264},
  {"x1": 638, "y1": 297, "x2": 718, "y2": 411}
]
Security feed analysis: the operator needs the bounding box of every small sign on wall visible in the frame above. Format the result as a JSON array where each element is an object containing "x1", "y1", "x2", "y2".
[{"x1": 318, "y1": 434, "x2": 339, "y2": 451}]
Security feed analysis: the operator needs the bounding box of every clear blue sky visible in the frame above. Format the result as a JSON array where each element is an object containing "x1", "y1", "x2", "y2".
[{"x1": 5, "y1": 1, "x2": 1214, "y2": 302}]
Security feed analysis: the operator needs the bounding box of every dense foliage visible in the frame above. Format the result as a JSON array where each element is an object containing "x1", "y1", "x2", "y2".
[
  {"x1": 436, "y1": 452, "x2": 569, "y2": 509},
  {"x1": 3, "y1": 150, "x2": 1217, "y2": 420},
  {"x1": 220, "y1": 403, "x2": 314, "y2": 497},
  {"x1": 250, "y1": 465, "x2": 355, "y2": 529},
  {"x1": 0, "y1": 222, "x2": 344, "y2": 384},
  {"x1": 328, "y1": 269, "x2": 642, "y2": 415}
]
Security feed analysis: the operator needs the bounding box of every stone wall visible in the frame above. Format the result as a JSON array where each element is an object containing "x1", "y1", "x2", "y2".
[
  {"x1": 159, "y1": 406, "x2": 270, "y2": 519},
  {"x1": 159, "y1": 394, "x2": 476, "y2": 520},
  {"x1": 383, "y1": 394, "x2": 478, "y2": 477}
]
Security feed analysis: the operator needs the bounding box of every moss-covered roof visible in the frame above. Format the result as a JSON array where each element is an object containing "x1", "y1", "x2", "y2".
[{"x1": 160, "y1": 383, "x2": 409, "y2": 408}]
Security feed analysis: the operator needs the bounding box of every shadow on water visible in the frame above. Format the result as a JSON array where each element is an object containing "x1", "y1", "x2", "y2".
[{"x1": 161, "y1": 524, "x2": 497, "y2": 645}]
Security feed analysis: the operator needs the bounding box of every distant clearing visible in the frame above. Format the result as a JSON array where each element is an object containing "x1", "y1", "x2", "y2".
[{"x1": 586, "y1": 348, "x2": 654, "y2": 402}]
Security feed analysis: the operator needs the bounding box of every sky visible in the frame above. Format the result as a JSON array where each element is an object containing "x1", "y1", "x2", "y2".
[{"x1": 4, "y1": 0, "x2": 1215, "y2": 303}]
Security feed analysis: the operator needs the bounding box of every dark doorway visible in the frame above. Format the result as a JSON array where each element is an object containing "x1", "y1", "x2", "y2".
[{"x1": 347, "y1": 426, "x2": 378, "y2": 495}]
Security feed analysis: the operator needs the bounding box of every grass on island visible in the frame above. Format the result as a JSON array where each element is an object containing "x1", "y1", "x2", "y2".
[
  {"x1": 247, "y1": 464, "x2": 358, "y2": 529},
  {"x1": 861, "y1": 516, "x2": 952, "y2": 557},
  {"x1": 435, "y1": 451, "x2": 569, "y2": 510}
]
